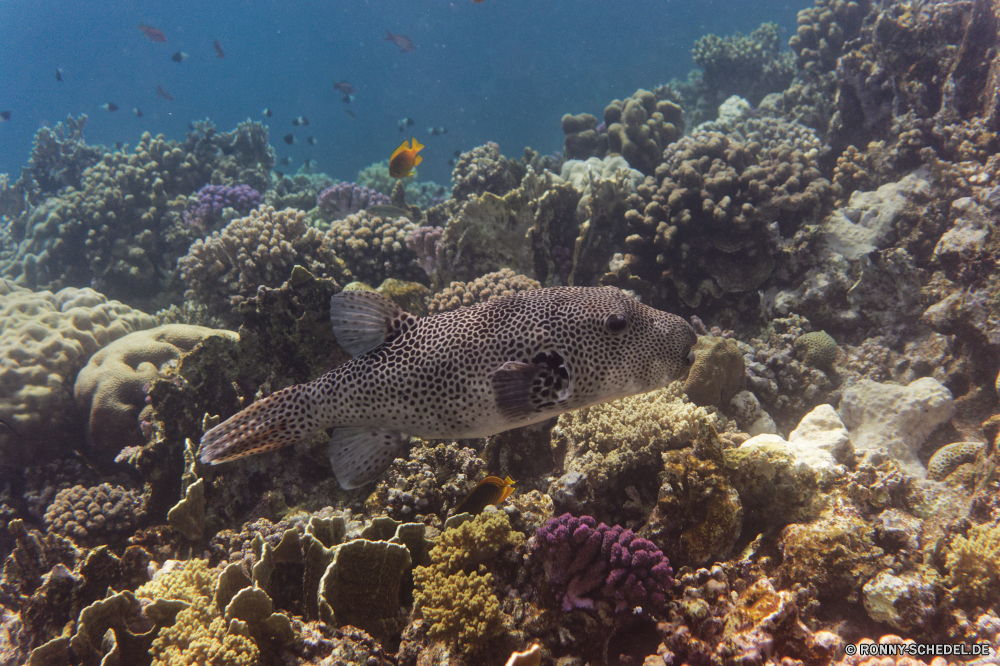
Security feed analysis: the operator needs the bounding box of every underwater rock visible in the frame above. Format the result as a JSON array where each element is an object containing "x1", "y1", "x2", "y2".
[
  {"x1": 862, "y1": 570, "x2": 938, "y2": 632},
  {"x1": 728, "y1": 390, "x2": 777, "y2": 436},
  {"x1": 840, "y1": 377, "x2": 955, "y2": 478}
]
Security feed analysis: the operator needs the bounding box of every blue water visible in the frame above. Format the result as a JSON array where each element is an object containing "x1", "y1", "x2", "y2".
[{"x1": 0, "y1": 0, "x2": 808, "y2": 185}]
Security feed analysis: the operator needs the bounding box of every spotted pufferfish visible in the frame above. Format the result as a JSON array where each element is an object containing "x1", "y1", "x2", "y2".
[{"x1": 200, "y1": 286, "x2": 697, "y2": 489}]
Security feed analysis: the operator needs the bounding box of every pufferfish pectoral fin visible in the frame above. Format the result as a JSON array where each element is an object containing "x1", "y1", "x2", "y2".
[
  {"x1": 328, "y1": 427, "x2": 410, "y2": 490},
  {"x1": 489, "y1": 352, "x2": 573, "y2": 420},
  {"x1": 329, "y1": 290, "x2": 406, "y2": 357}
]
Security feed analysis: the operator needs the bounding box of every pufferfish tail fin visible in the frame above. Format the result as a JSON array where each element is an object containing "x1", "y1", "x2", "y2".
[{"x1": 200, "y1": 381, "x2": 330, "y2": 464}]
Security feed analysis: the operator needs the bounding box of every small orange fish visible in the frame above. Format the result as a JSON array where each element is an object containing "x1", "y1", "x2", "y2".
[
  {"x1": 389, "y1": 138, "x2": 423, "y2": 178},
  {"x1": 453, "y1": 475, "x2": 515, "y2": 515}
]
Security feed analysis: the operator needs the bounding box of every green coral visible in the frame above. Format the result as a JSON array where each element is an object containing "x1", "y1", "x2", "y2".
[
  {"x1": 793, "y1": 331, "x2": 840, "y2": 368},
  {"x1": 945, "y1": 521, "x2": 1000, "y2": 602},
  {"x1": 412, "y1": 511, "x2": 523, "y2": 654}
]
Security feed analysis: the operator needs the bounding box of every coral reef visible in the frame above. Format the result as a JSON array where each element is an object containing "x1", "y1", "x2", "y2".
[
  {"x1": 561, "y1": 113, "x2": 606, "y2": 161},
  {"x1": 182, "y1": 184, "x2": 262, "y2": 232},
  {"x1": 325, "y1": 211, "x2": 424, "y2": 286},
  {"x1": 316, "y1": 182, "x2": 391, "y2": 221},
  {"x1": 531, "y1": 512, "x2": 673, "y2": 612},
  {"x1": 412, "y1": 511, "x2": 523, "y2": 654},
  {"x1": 74, "y1": 324, "x2": 238, "y2": 457},
  {"x1": 0, "y1": 280, "x2": 156, "y2": 467},
  {"x1": 603, "y1": 89, "x2": 684, "y2": 176},
  {"x1": 43, "y1": 482, "x2": 146, "y2": 546},
  {"x1": 178, "y1": 206, "x2": 349, "y2": 323},
  {"x1": 614, "y1": 114, "x2": 832, "y2": 313},
  {"x1": 427, "y1": 268, "x2": 541, "y2": 315},
  {"x1": 449, "y1": 143, "x2": 525, "y2": 202},
  {"x1": 692, "y1": 23, "x2": 796, "y2": 108}
]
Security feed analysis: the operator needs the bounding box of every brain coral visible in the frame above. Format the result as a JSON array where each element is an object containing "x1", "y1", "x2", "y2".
[
  {"x1": 73, "y1": 324, "x2": 238, "y2": 457},
  {"x1": 43, "y1": 482, "x2": 146, "y2": 545},
  {"x1": 793, "y1": 330, "x2": 841, "y2": 368},
  {"x1": 178, "y1": 206, "x2": 349, "y2": 322},
  {"x1": 427, "y1": 268, "x2": 541, "y2": 315},
  {"x1": 0, "y1": 279, "x2": 156, "y2": 466}
]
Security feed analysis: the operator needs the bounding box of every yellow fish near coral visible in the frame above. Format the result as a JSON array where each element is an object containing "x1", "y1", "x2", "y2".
[{"x1": 390, "y1": 138, "x2": 423, "y2": 178}]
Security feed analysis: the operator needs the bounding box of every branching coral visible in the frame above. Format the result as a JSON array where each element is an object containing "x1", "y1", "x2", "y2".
[
  {"x1": 450, "y1": 143, "x2": 525, "y2": 202},
  {"x1": 532, "y1": 513, "x2": 673, "y2": 612},
  {"x1": 43, "y1": 483, "x2": 146, "y2": 546},
  {"x1": 945, "y1": 521, "x2": 1000, "y2": 603},
  {"x1": 412, "y1": 511, "x2": 523, "y2": 654},
  {"x1": 603, "y1": 89, "x2": 684, "y2": 176},
  {"x1": 316, "y1": 182, "x2": 390, "y2": 221},
  {"x1": 325, "y1": 211, "x2": 423, "y2": 285},
  {"x1": 178, "y1": 206, "x2": 348, "y2": 322},
  {"x1": 427, "y1": 268, "x2": 541, "y2": 315},
  {"x1": 692, "y1": 23, "x2": 796, "y2": 107}
]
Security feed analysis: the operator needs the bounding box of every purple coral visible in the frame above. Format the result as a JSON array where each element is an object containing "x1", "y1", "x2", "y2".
[
  {"x1": 532, "y1": 513, "x2": 673, "y2": 612},
  {"x1": 405, "y1": 226, "x2": 445, "y2": 277},
  {"x1": 184, "y1": 183, "x2": 262, "y2": 230},
  {"x1": 317, "y1": 182, "x2": 390, "y2": 219}
]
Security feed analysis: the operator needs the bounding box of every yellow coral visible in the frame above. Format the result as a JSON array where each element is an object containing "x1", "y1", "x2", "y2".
[
  {"x1": 945, "y1": 521, "x2": 1000, "y2": 601},
  {"x1": 137, "y1": 559, "x2": 217, "y2": 604},
  {"x1": 151, "y1": 595, "x2": 259, "y2": 666},
  {"x1": 137, "y1": 559, "x2": 261, "y2": 666},
  {"x1": 553, "y1": 382, "x2": 715, "y2": 473},
  {"x1": 413, "y1": 511, "x2": 523, "y2": 654}
]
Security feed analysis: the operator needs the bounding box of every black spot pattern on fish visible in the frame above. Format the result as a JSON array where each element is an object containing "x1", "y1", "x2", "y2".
[{"x1": 200, "y1": 287, "x2": 696, "y2": 474}]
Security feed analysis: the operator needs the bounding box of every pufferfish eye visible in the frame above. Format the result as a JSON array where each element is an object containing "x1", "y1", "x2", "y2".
[{"x1": 604, "y1": 312, "x2": 629, "y2": 334}]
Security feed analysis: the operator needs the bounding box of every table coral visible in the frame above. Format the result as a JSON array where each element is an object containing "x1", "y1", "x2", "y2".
[
  {"x1": 413, "y1": 510, "x2": 523, "y2": 654},
  {"x1": 74, "y1": 324, "x2": 238, "y2": 457},
  {"x1": 532, "y1": 512, "x2": 673, "y2": 612},
  {"x1": 178, "y1": 206, "x2": 348, "y2": 322},
  {"x1": 0, "y1": 279, "x2": 156, "y2": 466}
]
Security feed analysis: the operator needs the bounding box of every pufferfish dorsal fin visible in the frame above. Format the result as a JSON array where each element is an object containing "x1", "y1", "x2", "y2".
[
  {"x1": 489, "y1": 350, "x2": 573, "y2": 420},
  {"x1": 330, "y1": 290, "x2": 407, "y2": 357},
  {"x1": 328, "y1": 427, "x2": 409, "y2": 489}
]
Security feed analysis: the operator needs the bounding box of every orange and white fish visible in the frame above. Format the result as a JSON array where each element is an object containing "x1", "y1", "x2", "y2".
[{"x1": 389, "y1": 138, "x2": 423, "y2": 178}]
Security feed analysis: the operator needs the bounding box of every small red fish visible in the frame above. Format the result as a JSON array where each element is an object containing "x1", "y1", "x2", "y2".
[
  {"x1": 138, "y1": 22, "x2": 167, "y2": 43},
  {"x1": 384, "y1": 30, "x2": 416, "y2": 53},
  {"x1": 213, "y1": 40, "x2": 225, "y2": 58},
  {"x1": 156, "y1": 84, "x2": 174, "y2": 101},
  {"x1": 389, "y1": 138, "x2": 423, "y2": 178}
]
